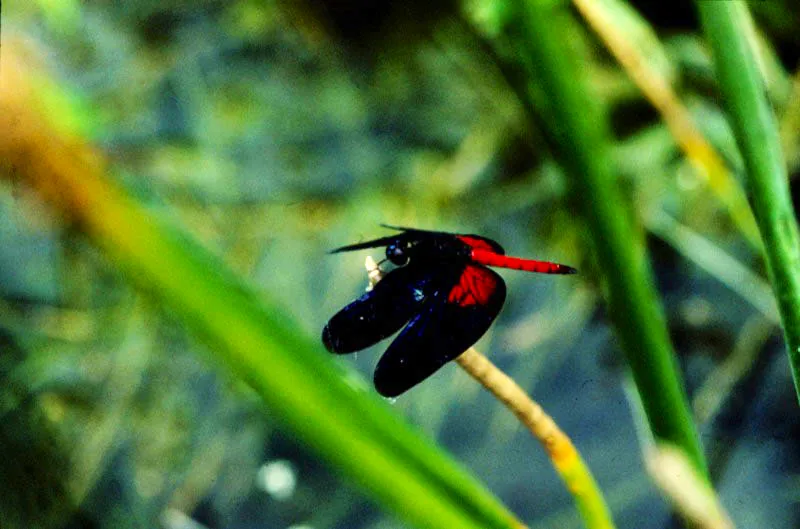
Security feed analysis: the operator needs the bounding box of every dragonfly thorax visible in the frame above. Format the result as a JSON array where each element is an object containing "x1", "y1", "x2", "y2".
[{"x1": 387, "y1": 236, "x2": 475, "y2": 268}]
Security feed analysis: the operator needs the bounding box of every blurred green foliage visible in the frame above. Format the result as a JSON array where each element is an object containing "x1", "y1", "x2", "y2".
[{"x1": 1, "y1": 1, "x2": 800, "y2": 528}]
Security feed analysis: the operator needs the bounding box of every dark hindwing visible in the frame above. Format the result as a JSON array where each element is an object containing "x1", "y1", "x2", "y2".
[
  {"x1": 373, "y1": 264, "x2": 506, "y2": 397},
  {"x1": 322, "y1": 265, "x2": 429, "y2": 354}
]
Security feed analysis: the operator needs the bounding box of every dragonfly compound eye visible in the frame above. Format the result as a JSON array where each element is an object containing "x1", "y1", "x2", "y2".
[{"x1": 386, "y1": 243, "x2": 409, "y2": 266}]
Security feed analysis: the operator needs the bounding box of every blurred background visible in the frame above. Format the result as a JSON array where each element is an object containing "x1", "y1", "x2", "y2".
[{"x1": 1, "y1": 1, "x2": 800, "y2": 528}]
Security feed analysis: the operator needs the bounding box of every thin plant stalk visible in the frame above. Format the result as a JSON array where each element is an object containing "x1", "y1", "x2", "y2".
[
  {"x1": 364, "y1": 257, "x2": 616, "y2": 529},
  {"x1": 572, "y1": 0, "x2": 760, "y2": 249},
  {"x1": 456, "y1": 349, "x2": 616, "y2": 529},
  {"x1": 697, "y1": 1, "x2": 800, "y2": 402},
  {"x1": 645, "y1": 445, "x2": 735, "y2": 529}
]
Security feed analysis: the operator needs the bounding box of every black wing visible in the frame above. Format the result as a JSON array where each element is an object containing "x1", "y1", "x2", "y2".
[
  {"x1": 322, "y1": 265, "x2": 430, "y2": 354},
  {"x1": 373, "y1": 264, "x2": 506, "y2": 397},
  {"x1": 329, "y1": 234, "x2": 408, "y2": 254}
]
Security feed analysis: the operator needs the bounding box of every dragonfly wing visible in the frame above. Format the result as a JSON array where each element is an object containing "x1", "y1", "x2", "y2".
[
  {"x1": 373, "y1": 264, "x2": 506, "y2": 397},
  {"x1": 322, "y1": 265, "x2": 429, "y2": 355}
]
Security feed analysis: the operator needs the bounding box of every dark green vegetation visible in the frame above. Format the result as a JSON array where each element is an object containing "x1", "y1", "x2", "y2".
[{"x1": 1, "y1": 1, "x2": 800, "y2": 528}]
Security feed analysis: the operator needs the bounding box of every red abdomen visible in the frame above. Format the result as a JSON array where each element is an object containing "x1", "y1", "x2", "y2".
[{"x1": 470, "y1": 248, "x2": 577, "y2": 275}]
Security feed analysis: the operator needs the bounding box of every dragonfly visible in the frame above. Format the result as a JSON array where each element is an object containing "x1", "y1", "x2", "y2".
[{"x1": 322, "y1": 226, "x2": 576, "y2": 397}]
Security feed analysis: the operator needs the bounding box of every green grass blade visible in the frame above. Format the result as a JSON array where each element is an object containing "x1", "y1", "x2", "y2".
[
  {"x1": 513, "y1": 0, "x2": 708, "y2": 476},
  {"x1": 697, "y1": 1, "x2": 800, "y2": 403},
  {"x1": 0, "y1": 48, "x2": 526, "y2": 529}
]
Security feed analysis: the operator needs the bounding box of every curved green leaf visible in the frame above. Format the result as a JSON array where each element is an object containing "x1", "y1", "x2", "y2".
[{"x1": 0, "y1": 53, "x2": 525, "y2": 529}]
